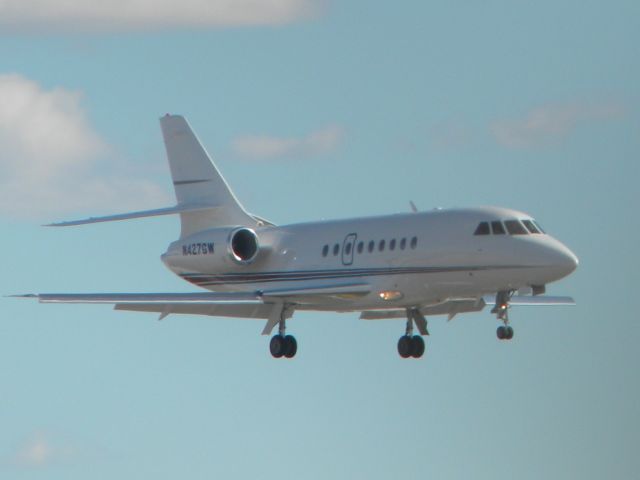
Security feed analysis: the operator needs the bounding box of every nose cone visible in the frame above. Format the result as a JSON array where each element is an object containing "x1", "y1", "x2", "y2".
[
  {"x1": 558, "y1": 245, "x2": 579, "y2": 276},
  {"x1": 546, "y1": 239, "x2": 579, "y2": 280}
]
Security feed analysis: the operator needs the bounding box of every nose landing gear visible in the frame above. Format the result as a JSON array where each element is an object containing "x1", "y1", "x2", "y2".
[
  {"x1": 496, "y1": 325, "x2": 514, "y2": 340},
  {"x1": 492, "y1": 290, "x2": 515, "y2": 341}
]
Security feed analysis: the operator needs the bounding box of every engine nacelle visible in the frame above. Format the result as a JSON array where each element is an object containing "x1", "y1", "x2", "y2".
[{"x1": 228, "y1": 227, "x2": 260, "y2": 264}]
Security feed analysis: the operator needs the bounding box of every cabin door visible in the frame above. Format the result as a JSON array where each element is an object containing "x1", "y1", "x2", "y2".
[{"x1": 342, "y1": 233, "x2": 357, "y2": 266}]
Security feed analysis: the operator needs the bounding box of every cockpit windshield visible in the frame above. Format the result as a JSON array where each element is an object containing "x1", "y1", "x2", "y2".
[
  {"x1": 522, "y1": 220, "x2": 540, "y2": 234},
  {"x1": 474, "y1": 219, "x2": 545, "y2": 236},
  {"x1": 504, "y1": 220, "x2": 527, "y2": 235}
]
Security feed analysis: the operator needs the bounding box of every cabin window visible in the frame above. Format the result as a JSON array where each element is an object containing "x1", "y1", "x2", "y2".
[
  {"x1": 474, "y1": 222, "x2": 490, "y2": 235},
  {"x1": 368, "y1": 240, "x2": 375, "y2": 253},
  {"x1": 505, "y1": 220, "x2": 527, "y2": 235},
  {"x1": 322, "y1": 245, "x2": 329, "y2": 257},
  {"x1": 410, "y1": 237, "x2": 417, "y2": 249},
  {"x1": 400, "y1": 238, "x2": 407, "y2": 250},
  {"x1": 357, "y1": 241, "x2": 364, "y2": 254},
  {"x1": 390, "y1": 239, "x2": 396, "y2": 250},
  {"x1": 522, "y1": 219, "x2": 541, "y2": 234},
  {"x1": 345, "y1": 243, "x2": 352, "y2": 255},
  {"x1": 491, "y1": 221, "x2": 506, "y2": 235},
  {"x1": 333, "y1": 244, "x2": 340, "y2": 255},
  {"x1": 378, "y1": 240, "x2": 386, "y2": 252}
]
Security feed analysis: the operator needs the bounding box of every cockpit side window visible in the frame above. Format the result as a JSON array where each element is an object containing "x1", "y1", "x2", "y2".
[
  {"x1": 474, "y1": 222, "x2": 490, "y2": 235},
  {"x1": 491, "y1": 221, "x2": 506, "y2": 235},
  {"x1": 533, "y1": 220, "x2": 546, "y2": 234},
  {"x1": 522, "y1": 219, "x2": 541, "y2": 234},
  {"x1": 505, "y1": 220, "x2": 527, "y2": 235}
]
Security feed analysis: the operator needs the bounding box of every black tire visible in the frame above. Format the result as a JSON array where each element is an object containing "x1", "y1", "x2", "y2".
[
  {"x1": 284, "y1": 335, "x2": 298, "y2": 358},
  {"x1": 496, "y1": 326, "x2": 505, "y2": 340},
  {"x1": 397, "y1": 335, "x2": 412, "y2": 358},
  {"x1": 506, "y1": 326, "x2": 514, "y2": 340},
  {"x1": 270, "y1": 335, "x2": 285, "y2": 358},
  {"x1": 410, "y1": 336, "x2": 425, "y2": 358}
]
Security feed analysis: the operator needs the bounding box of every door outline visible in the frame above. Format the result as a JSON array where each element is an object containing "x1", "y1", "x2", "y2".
[{"x1": 342, "y1": 233, "x2": 357, "y2": 266}]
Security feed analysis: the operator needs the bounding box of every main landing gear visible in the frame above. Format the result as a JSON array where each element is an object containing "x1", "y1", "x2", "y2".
[
  {"x1": 491, "y1": 290, "x2": 515, "y2": 341},
  {"x1": 266, "y1": 305, "x2": 297, "y2": 359},
  {"x1": 397, "y1": 308, "x2": 428, "y2": 359},
  {"x1": 270, "y1": 333, "x2": 297, "y2": 358}
]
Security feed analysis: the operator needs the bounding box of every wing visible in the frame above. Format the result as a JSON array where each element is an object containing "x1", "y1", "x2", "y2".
[
  {"x1": 482, "y1": 295, "x2": 575, "y2": 306},
  {"x1": 360, "y1": 295, "x2": 575, "y2": 321},
  {"x1": 19, "y1": 292, "x2": 262, "y2": 304},
  {"x1": 360, "y1": 298, "x2": 486, "y2": 321},
  {"x1": 14, "y1": 282, "x2": 371, "y2": 330}
]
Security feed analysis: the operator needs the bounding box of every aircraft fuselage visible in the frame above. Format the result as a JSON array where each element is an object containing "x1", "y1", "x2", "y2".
[{"x1": 162, "y1": 206, "x2": 578, "y2": 312}]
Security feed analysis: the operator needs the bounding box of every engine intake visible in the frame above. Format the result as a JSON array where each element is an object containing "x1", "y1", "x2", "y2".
[{"x1": 229, "y1": 228, "x2": 259, "y2": 264}]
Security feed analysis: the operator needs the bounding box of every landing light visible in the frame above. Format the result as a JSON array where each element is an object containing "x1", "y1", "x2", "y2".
[{"x1": 379, "y1": 291, "x2": 403, "y2": 301}]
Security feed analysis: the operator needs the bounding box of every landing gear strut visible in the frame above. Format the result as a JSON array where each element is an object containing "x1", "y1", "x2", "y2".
[
  {"x1": 492, "y1": 291, "x2": 515, "y2": 341},
  {"x1": 397, "y1": 308, "x2": 427, "y2": 358}
]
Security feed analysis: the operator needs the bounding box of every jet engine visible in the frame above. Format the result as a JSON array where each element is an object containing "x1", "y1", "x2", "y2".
[{"x1": 228, "y1": 227, "x2": 260, "y2": 264}]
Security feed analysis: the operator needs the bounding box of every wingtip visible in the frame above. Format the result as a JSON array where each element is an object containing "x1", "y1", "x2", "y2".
[{"x1": 160, "y1": 113, "x2": 184, "y2": 122}]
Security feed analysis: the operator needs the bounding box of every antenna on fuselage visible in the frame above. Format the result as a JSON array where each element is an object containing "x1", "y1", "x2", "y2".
[{"x1": 409, "y1": 201, "x2": 418, "y2": 213}]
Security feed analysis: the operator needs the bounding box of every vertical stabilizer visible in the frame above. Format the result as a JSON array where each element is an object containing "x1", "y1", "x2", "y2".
[{"x1": 160, "y1": 114, "x2": 256, "y2": 237}]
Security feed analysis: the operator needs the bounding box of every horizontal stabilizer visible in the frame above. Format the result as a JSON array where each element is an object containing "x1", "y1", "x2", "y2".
[{"x1": 45, "y1": 204, "x2": 219, "y2": 227}]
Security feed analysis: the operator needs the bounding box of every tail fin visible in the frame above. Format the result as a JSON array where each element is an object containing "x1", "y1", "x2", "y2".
[
  {"x1": 46, "y1": 114, "x2": 262, "y2": 235},
  {"x1": 160, "y1": 114, "x2": 257, "y2": 237}
]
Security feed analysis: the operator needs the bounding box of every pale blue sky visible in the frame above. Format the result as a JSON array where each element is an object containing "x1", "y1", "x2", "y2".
[{"x1": 1, "y1": 1, "x2": 638, "y2": 479}]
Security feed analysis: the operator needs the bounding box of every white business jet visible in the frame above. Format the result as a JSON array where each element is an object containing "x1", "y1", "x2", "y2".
[{"x1": 18, "y1": 115, "x2": 578, "y2": 359}]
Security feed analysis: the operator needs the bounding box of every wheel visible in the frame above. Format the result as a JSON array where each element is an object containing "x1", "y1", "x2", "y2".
[
  {"x1": 496, "y1": 326, "x2": 506, "y2": 340},
  {"x1": 284, "y1": 335, "x2": 297, "y2": 358},
  {"x1": 506, "y1": 326, "x2": 514, "y2": 340},
  {"x1": 397, "y1": 335, "x2": 412, "y2": 358},
  {"x1": 410, "y1": 335, "x2": 425, "y2": 358},
  {"x1": 270, "y1": 335, "x2": 285, "y2": 358}
]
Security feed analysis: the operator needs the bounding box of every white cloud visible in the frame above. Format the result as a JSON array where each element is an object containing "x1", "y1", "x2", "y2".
[
  {"x1": 232, "y1": 124, "x2": 344, "y2": 161},
  {"x1": 490, "y1": 101, "x2": 624, "y2": 149},
  {"x1": 0, "y1": 73, "x2": 171, "y2": 219},
  {"x1": 0, "y1": 0, "x2": 321, "y2": 32},
  {"x1": 12, "y1": 431, "x2": 75, "y2": 468}
]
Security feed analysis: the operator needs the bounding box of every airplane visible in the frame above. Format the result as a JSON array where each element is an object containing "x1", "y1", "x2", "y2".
[{"x1": 16, "y1": 114, "x2": 579, "y2": 359}]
